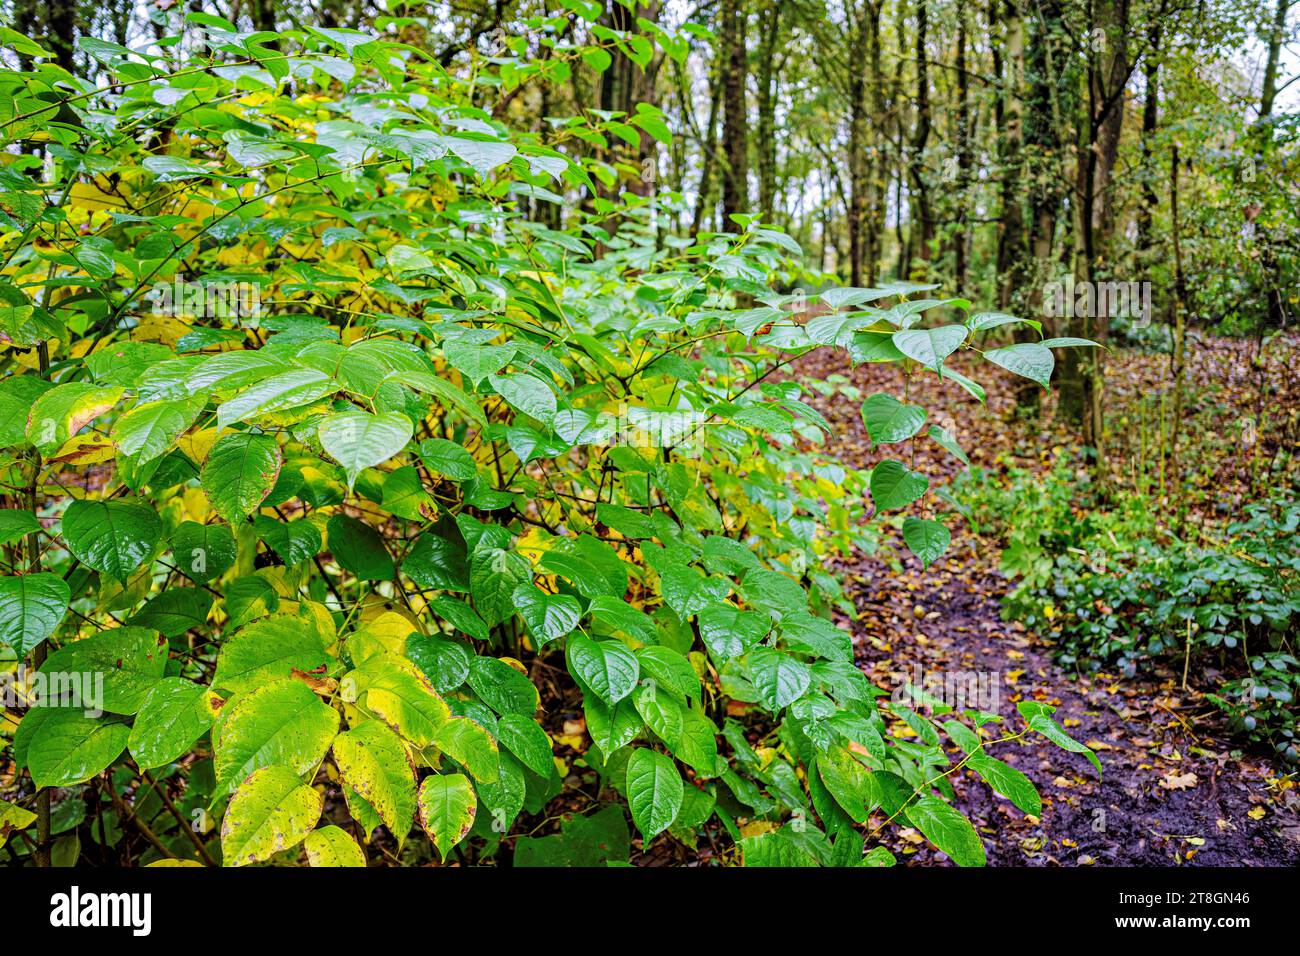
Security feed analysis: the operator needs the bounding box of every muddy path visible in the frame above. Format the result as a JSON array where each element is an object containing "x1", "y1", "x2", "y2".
[{"x1": 795, "y1": 346, "x2": 1300, "y2": 866}]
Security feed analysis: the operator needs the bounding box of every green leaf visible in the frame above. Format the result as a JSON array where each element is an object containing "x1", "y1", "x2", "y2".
[
  {"x1": 304, "y1": 825, "x2": 367, "y2": 867},
  {"x1": 419, "y1": 437, "x2": 478, "y2": 480},
  {"x1": 747, "y1": 648, "x2": 811, "y2": 710},
  {"x1": 143, "y1": 155, "x2": 210, "y2": 181},
  {"x1": 583, "y1": 47, "x2": 612, "y2": 72},
  {"x1": 742, "y1": 568, "x2": 807, "y2": 616},
  {"x1": 740, "y1": 828, "x2": 822, "y2": 866},
  {"x1": 26, "y1": 382, "x2": 124, "y2": 455},
  {"x1": 495, "y1": 714, "x2": 554, "y2": 778},
  {"x1": 927, "y1": 424, "x2": 969, "y2": 465},
  {"x1": 869, "y1": 460, "x2": 929, "y2": 511},
  {"x1": 860, "y1": 393, "x2": 926, "y2": 444},
  {"x1": 817, "y1": 749, "x2": 876, "y2": 823},
  {"x1": 403, "y1": 531, "x2": 470, "y2": 592},
  {"x1": 590, "y1": 596, "x2": 658, "y2": 643},
  {"x1": 0, "y1": 509, "x2": 39, "y2": 547},
  {"x1": 967, "y1": 311, "x2": 1041, "y2": 333},
  {"x1": 404, "y1": 634, "x2": 471, "y2": 693},
  {"x1": 474, "y1": 752, "x2": 526, "y2": 836},
  {"x1": 201, "y1": 432, "x2": 282, "y2": 524},
  {"x1": 942, "y1": 718, "x2": 983, "y2": 753},
  {"x1": 512, "y1": 584, "x2": 581, "y2": 645},
  {"x1": 213, "y1": 615, "x2": 330, "y2": 696},
  {"x1": 253, "y1": 516, "x2": 322, "y2": 566},
  {"x1": 319, "y1": 409, "x2": 413, "y2": 490},
  {"x1": 1040, "y1": 337, "x2": 1102, "y2": 348},
  {"x1": 860, "y1": 846, "x2": 897, "y2": 866},
  {"x1": 1028, "y1": 714, "x2": 1103, "y2": 776},
  {"x1": 39, "y1": 626, "x2": 167, "y2": 714},
  {"x1": 892, "y1": 326, "x2": 968, "y2": 374},
  {"x1": 492, "y1": 373, "x2": 556, "y2": 425},
  {"x1": 905, "y1": 795, "x2": 986, "y2": 866},
  {"x1": 0, "y1": 573, "x2": 70, "y2": 656},
  {"x1": 221, "y1": 763, "x2": 323, "y2": 866},
  {"x1": 327, "y1": 514, "x2": 394, "y2": 580},
  {"x1": 417, "y1": 773, "x2": 477, "y2": 860},
  {"x1": 515, "y1": 803, "x2": 632, "y2": 865},
  {"x1": 468, "y1": 547, "x2": 530, "y2": 627},
  {"x1": 392, "y1": 369, "x2": 488, "y2": 426},
  {"x1": 625, "y1": 748, "x2": 683, "y2": 841},
  {"x1": 465, "y1": 656, "x2": 539, "y2": 716},
  {"x1": 427, "y1": 595, "x2": 488, "y2": 641},
  {"x1": 215, "y1": 369, "x2": 334, "y2": 431},
  {"x1": 566, "y1": 633, "x2": 639, "y2": 705},
  {"x1": 28, "y1": 710, "x2": 130, "y2": 788},
  {"x1": 0, "y1": 797, "x2": 36, "y2": 840},
  {"x1": 584, "y1": 695, "x2": 642, "y2": 755},
  {"x1": 967, "y1": 752, "x2": 1042, "y2": 816},
  {"x1": 128, "y1": 677, "x2": 221, "y2": 770},
  {"x1": 213, "y1": 677, "x2": 340, "y2": 796},
  {"x1": 111, "y1": 398, "x2": 200, "y2": 466},
  {"x1": 984, "y1": 342, "x2": 1054, "y2": 389},
  {"x1": 633, "y1": 682, "x2": 684, "y2": 747},
  {"x1": 431, "y1": 715, "x2": 500, "y2": 783},
  {"x1": 539, "y1": 535, "x2": 628, "y2": 598},
  {"x1": 636, "y1": 645, "x2": 701, "y2": 702},
  {"x1": 940, "y1": 364, "x2": 986, "y2": 402},
  {"x1": 901, "y1": 517, "x2": 950, "y2": 568},
  {"x1": 0, "y1": 376, "x2": 53, "y2": 447},
  {"x1": 670, "y1": 709, "x2": 721, "y2": 777},
  {"x1": 352, "y1": 655, "x2": 450, "y2": 748},
  {"x1": 171, "y1": 521, "x2": 237, "y2": 583},
  {"x1": 61, "y1": 498, "x2": 162, "y2": 581},
  {"x1": 187, "y1": 350, "x2": 290, "y2": 392},
  {"x1": 379, "y1": 466, "x2": 434, "y2": 521},
  {"x1": 444, "y1": 137, "x2": 517, "y2": 177},
  {"x1": 697, "y1": 603, "x2": 768, "y2": 660},
  {"x1": 333, "y1": 720, "x2": 417, "y2": 843},
  {"x1": 127, "y1": 587, "x2": 213, "y2": 637}
]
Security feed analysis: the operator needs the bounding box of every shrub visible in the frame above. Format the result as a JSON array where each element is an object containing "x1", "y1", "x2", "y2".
[
  {"x1": 0, "y1": 17, "x2": 1095, "y2": 866},
  {"x1": 962, "y1": 458, "x2": 1300, "y2": 759}
]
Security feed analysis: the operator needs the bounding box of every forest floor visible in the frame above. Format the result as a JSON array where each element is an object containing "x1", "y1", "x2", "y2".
[{"x1": 797, "y1": 333, "x2": 1300, "y2": 866}]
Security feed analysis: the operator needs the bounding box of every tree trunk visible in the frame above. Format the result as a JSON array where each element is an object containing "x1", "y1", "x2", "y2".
[
  {"x1": 862, "y1": 1, "x2": 884, "y2": 284},
  {"x1": 1257, "y1": 0, "x2": 1292, "y2": 327},
  {"x1": 720, "y1": 0, "x2": 750, "y2": 224},
  {"x1": 45, "y1": 0, "x2": 78, "y2": 74},
  {"x1": 596, "y1": 2, "x2": 663, "y2": 233},
  {"x1": 251, "y1": 0, "x2": 277, "y2": 33},
  {"x1": 953, "y1": 6, "x2": 972, "y2": 289},
  {"x1": 690, "y1": 54, "x2": 724, "y2": 235},
  {"x1": 1135, "y1": 22, "x2": 1162, "y2": 266},
  {"x1": 1061, "y1": 0, "x2": 1130, "y2": 463},
  {"x1": 755, "y1": 1, "x2": 782, "y2": 221},
  {"x1": 1260, "y1": 0, "x2": 1291, "y2": 118},
  {"x1": 906, "y1": 0, "x2": 933, "y2": 268},
  {"x1": 995, "y1": 1, "x2": 1027, "y2": 311},
  {"x1": 1168, "y1": 143, "x2": 1188, "y2": 498},
  {"x1": 847, "y1": 4, "x2": 873, "y2": 284}
]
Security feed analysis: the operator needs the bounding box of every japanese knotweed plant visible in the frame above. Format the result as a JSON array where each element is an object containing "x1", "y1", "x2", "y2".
[{"x1": 0, "y1": 13, "x2": 1098, "y2": 867}]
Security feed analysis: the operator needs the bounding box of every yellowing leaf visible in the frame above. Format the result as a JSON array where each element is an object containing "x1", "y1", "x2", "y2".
[{"x1": 1159, "y1": 771, "x2": 1197, "y2": 791}]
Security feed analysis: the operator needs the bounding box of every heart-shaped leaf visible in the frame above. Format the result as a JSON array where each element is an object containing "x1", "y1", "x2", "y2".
[
  {"x1": 869, "y1": 460, "x2": 929, "y2": 511},
  {"x1": 512, "y1": 584, "x2": 581, "y2": 645}
]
